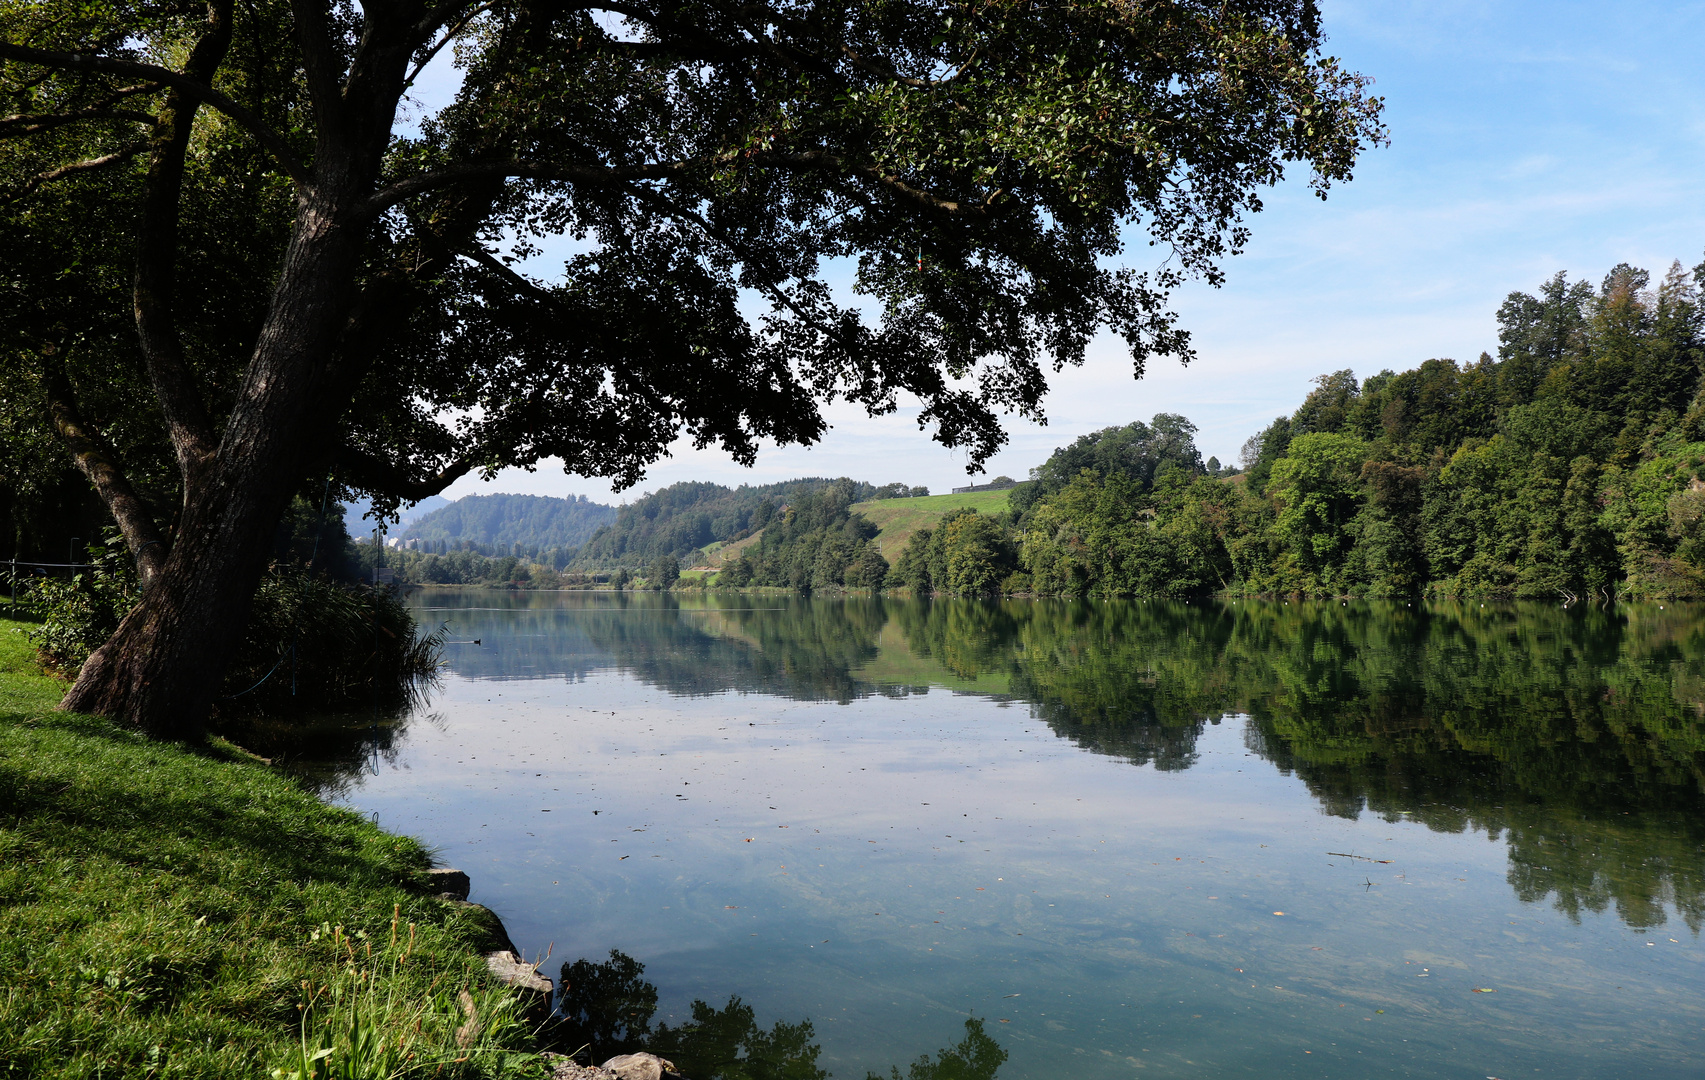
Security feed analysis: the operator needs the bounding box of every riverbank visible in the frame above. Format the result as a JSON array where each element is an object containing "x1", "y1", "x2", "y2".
[{"x1": 0, "y1": 618, "x2": 543, "y2": 1078}]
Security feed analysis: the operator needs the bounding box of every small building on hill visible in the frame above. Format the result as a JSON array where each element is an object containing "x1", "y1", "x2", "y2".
[{"x1": 951, "y1": 476, "x2": 1019, "y2": 494}]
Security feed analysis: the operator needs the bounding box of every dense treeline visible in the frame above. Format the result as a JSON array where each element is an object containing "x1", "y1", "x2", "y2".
[
  {"x1": 715, "y1": 480, "x2": 892, "y2": 591},
  {"x1": 1007, "y1": 413, "x2": 1216, "y2": 517},
  {"x1": 573, "y1": 478, "x2": 917, "y2": 568},
  {"x1": 984, "y1": 259, "x2": 1705, "y2": 599},
  {"x1": 358, "y1": 543, "x2": 622, "y2": 589},
  {"x1": 370, "y1": 258, "x2": 1705, "y2": 600},
  {"x1": 893, "y1": 508, "x2": 1020, "y2": 594},
  {"x1": 399, "y1": 493, "x2": 615, "y2": 555}
]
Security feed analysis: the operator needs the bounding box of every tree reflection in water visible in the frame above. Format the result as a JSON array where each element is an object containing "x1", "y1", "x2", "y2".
[
  {"x1": 554, "y1": 951, "x2": 1003, "y2": 1080},
  {"x1": 285, "y1": 592, "x2": 1705, "y2": 931}
]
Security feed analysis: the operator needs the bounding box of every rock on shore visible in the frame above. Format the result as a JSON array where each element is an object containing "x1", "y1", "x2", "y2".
[{"x1": 430, "y1": 868, "x2": 686, "y2": 1080}]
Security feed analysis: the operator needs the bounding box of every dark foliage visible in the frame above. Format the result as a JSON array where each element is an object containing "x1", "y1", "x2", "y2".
[{"x1": 9, "y1": 533, "x2": 437, "y2": 714}]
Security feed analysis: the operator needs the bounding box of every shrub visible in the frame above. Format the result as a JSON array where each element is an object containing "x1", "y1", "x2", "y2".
[
  {"x1": 7, "y1": 537, "x2": 439, "y2": 713},
  {"x1": 228, "y1": 570, "x2": 442, "y2": 714},
  {"x1": 6, "y1": 533, "x2": 137, "y2": 671}
]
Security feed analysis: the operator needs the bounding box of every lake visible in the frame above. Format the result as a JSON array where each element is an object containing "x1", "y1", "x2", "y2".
[{"x1": 288, "y1": 592, "x2": 1705, "y2": 1078}]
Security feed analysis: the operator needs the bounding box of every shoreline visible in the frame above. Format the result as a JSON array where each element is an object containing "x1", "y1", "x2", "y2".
[{"x1": 0, "y1": 616, "x2": 573, "y2": 1078}]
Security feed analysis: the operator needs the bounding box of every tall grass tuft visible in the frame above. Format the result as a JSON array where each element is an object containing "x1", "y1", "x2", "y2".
[
  {"x1": 274, "y1": 911, "x2": 538, "y2": 1080},
  {"x1": 230, "y1": 569, "x2": 443, "y2": 713}
]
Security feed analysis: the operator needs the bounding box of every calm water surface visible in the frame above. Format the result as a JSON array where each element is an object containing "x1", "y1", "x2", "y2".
[{"x1": 292, "y1": 594, "x2": 1705, "y2": 1079}]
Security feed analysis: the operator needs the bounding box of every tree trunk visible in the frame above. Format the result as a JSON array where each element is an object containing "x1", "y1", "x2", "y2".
[{"x1": 61, "y1": 191, "x2": 360, "y2": 737}]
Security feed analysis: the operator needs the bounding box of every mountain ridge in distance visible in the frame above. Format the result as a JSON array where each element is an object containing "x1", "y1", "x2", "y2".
[{"x1": 400, "y1": 492, "x2": 618, "y2": 551}]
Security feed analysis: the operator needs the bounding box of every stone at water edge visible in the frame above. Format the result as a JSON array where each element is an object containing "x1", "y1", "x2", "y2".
[
  {"x1": 485, "y1": 950, "x2": 553, "y2": 994},
  {"x1": 601, "y1": 1053, "x2": 678, "y2": 1080},
  {"x1": 426, "y1": 867, "x2": 471, "y2": 901},
  {"x1": 542, "y1": 1056, "x2": 615, "y2": 1080}
]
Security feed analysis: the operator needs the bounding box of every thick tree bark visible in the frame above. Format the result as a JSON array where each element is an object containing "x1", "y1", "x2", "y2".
[
  {"x1": 61, "y1": 190, "x2": 365, "y2": 736},
  {"x1": 132, "y1": 0, "x2": 230, "y2": 487},
  {"x1": 56, "y1": 0, "x2": 423, "y2": 735}
]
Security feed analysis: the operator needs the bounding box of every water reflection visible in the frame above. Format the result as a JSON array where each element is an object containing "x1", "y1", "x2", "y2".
[
  {"x1": 554, "y1": 950, "x2": 1001, "y2": 1080},
  {"x1": 299, "y1": 592, "x2": 1705, "y2": 932},
  {"x1": 228, "y1": 703, "x2": 422, "y2": 796}
]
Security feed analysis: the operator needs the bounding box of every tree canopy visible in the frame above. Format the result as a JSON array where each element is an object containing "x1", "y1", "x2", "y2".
[
  {"x1": 991, "y1": 259, "x2": 1705, "y2": 600},
  {"x1": 0, "y1": 0, "x2": 1383, "y2": 732},
  {"x1": 1008, "y1": 411, "x2": 1205, "y2": 516}
]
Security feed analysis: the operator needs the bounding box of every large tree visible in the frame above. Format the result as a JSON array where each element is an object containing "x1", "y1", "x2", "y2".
[{"x1": 0, "y1": 0, "x2": 1382, "y2": 736}]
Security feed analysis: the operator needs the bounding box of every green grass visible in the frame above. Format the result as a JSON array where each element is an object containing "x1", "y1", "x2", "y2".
[
  {"x1": 0, "y1": 620, "x2": 542, "y2": 1079},
  {"x1": 850, "y1": 489, "x2": 1013, "y2": 557}
]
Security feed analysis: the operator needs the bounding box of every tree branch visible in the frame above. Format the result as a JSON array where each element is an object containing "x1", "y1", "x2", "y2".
[
  {"x1": 337, "y1": 444, "x2": 480, "y2": 501},
  {"x1": 615, "y1": 183, "x2": 853, "y2": 348},
  {"x1": 458, "y1": 243, "x2": 551, "y2": 301},
  {"x1": 405, "y1": 0, "x2": 497, "y2": 88},
  {"x1": 131, "y1": 0, "x2": 233, "y2": 489},
  {"x1": 750, "y1": 149, "x2": 1002, "y2": 216},
  {"x1": 42, "y1": 353, "x2": 170, "y2": 588},
  {"x1": 0, "y1": 81, "x2": 165, "y2": 136},
  {"x1": 352, "y1": 155, "x2": 718, "y2": 220},
  {"x1": 0, "y1": 41, "x2": 311, "y2": 185},
  {"x1": 413, "y1": 0, "x2": 489, "y2": 43},
  {"x1": 2, "y1": 141, "x2": 148, "y2": 205},
  {"x1": 0, "y1": 107, "x2": 156, "y2": 139},
  {"x1": 356, "y1": 148, "x2": 998, "y2": 221},
  {"x1": 288, "y1": 0, "x2": 346, "y2": 144}
]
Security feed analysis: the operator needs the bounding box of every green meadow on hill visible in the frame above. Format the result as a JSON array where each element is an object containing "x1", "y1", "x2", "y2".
[{"x1": 850, "y1": 489, "x2": 1014, "y2": 558}]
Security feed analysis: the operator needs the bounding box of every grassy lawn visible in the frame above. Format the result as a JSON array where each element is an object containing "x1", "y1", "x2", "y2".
[
  {"x1": 0, "y1": 619, "x2": 541, "y2": 1079},
  {"x1": 850, "y1": 489, "x2": 1014, "y2": 557}
]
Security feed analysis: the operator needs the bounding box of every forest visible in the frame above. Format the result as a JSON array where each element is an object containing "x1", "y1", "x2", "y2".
[
  {"x1": 397, "y1": 493, "x2": 616, "y2": 557},
  {"x1": 363, "y1": 257, "x2": 1705, "y2": 599},
  {"x1": 883, "y1": 258, "x2": 1705, "y2": 600},
  {"x1": 571, "y1": 478, "x2": 918, "y2": 569},
  {"x1": 125, "y1": 256, "x2": 1705, "y2": 601}
]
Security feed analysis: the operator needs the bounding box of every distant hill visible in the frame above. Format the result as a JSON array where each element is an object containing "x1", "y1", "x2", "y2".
[
  {"x1": 573, "y1": 478, "x2": 922, "y2": 567},
  {"x1": 399, "y1": 493, "x2": 616, "y2": 554},
  {"x1": 343, "y1": 494, "x2": 448, "y2": 536}
]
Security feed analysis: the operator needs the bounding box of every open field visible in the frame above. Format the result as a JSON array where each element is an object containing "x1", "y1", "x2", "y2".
[
  {"x1": 694, "y1": 528, "x2": 766, "y2": 568},
  {"x1": 851, "y1": 488, "x2": 1014, "y2": 557}
]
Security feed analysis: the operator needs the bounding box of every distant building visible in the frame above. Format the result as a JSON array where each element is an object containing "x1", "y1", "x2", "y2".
[{"x1": 951, "y1": 476, "x2": 1019, "y2": 495}]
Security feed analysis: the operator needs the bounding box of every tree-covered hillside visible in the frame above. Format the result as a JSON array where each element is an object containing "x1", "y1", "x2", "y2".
[
  {"x1": 1008, "y1": 413, "x2": 1209, "y2": 517},
  {"x1": 716, "y1": 480, "x2": 891, "y2": 591},
  {"x1": 399, "y1": 493, "x2": 615, "y2": 555},
  {"x1": 1005, "y1": 258, "x2": 1705, "y2": 599},
  {"x1": 573, "y1": 478, "x2": 916, "y2": 568}
]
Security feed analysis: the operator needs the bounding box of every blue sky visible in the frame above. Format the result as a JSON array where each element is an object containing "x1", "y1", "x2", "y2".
[{"x1": 433, "y1": 0, "x2": 1705, "y2": 505}]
